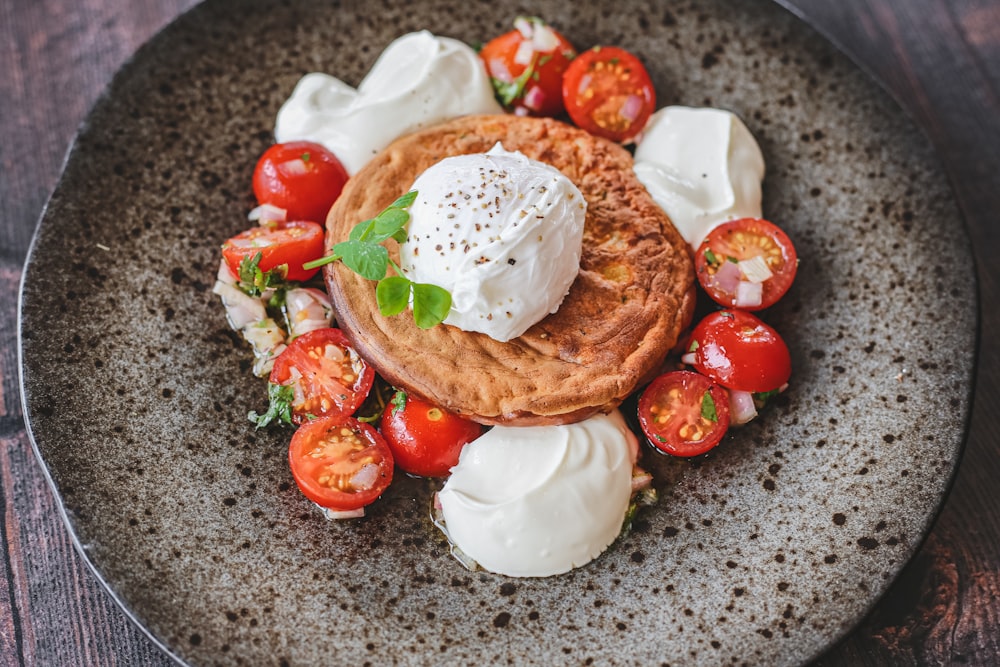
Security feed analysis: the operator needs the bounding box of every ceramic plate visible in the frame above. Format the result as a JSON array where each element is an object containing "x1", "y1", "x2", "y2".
[{"x1": 18, "y1": 0, "x2": 976, "y2": 665}]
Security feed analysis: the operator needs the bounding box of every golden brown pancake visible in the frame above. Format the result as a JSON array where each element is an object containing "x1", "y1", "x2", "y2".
[{"x1": 324, "y1": 114, "x2": 695, "y2": 426}]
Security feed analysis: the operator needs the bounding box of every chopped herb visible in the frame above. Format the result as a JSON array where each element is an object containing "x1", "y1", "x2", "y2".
[
  {"x1": 703, "y1": 248, "x2": 720, "y2": 267},
  {"x1": 390, "y1": 389, "x2": 407, "y2": 416},
  {"x1": 248, "y1": 382, "x2": 295, "y2": 429},
  {"x1": 752, "y1": 389, "x2": 780, "y2": 410},
  {"x1": 302, "y1": 190, "x2": 452, "y2": 328},
  {"x1": 701, "y1": 391, "x2": 718, "y2": 422},
  {"x1": 688, "y1": 339, "x2": 700, "y2": 353},
  {"x1": 300, "y1": 151, "x2": 311, "y2": 162},
  {"x1": 236, "y1": 251, "x2": 291, "y2": 300},
  {"x1": 655, "y1": 434, "x2": 667, "y2": 443}
]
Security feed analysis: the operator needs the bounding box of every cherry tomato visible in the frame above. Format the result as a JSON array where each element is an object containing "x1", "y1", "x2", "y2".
[
  {"x1": 252, "y1": 141, "x2": 349, "y2": 224},
  {"x1": 638, "y1": 370, "x2": 730, "y2": 457},
  {"x1": 480, "y1": 18, "x2": 576, "y2": 117},
  {"x1": 270, "y1": 328, "x2": 375, "y2": 424},
  {"x1": 380, "y1": 391, "x2": 483, "y2": 477},
  {"x1": 695, "y1": 218, "x2": 798, "y2": 310},
  {"x1": 561, "y1": 45, "x2": 655, "y2": 143},
  {"x1": 222, "y1": 220, "x2": 325, "y2": 282},
  {"x1": 288, "y1": 415, "x2": 393, "y2": 511},
  {"x1": 688, "y1": 310, "x2": 791, "y2": 393}
]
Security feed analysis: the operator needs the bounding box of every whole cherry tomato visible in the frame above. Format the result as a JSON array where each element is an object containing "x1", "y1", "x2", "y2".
[
  {"x1": 269, "y1": 328, "x2": 375, "y2": 425},
  {"x1": 222, "y1": 220, "x2": 325, "y2": 283},
  {"x1": 288, "y1": 415, "x2": 393, "y2": 511},
  {"x1": 561, "y1": 45, "x2": 656, "y2": 142},
  {"x1": 695, "y1": 218, "x2": 798, "y2": 310},
  {"x1": 253, "y1": 141, "x2": 348, "y2": 224},
  {"x1": 688, "y1": 310, "x2": 791, "y2": 393},
  {"x1": 638, "y1": 370, "x2": 730, "y2": 457},
  {"x1": 480, "y1": 17, "x2": 576, "y2": 117},
  {"x1": 380, "y1": 391, "x2": 483, "y2": 477}
]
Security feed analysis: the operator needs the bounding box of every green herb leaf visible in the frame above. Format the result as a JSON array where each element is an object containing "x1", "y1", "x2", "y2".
[
  {"x1": 236, "y1": 252, "x2": 290, "y2": 298},
  {"x1": 371, "y1": 208, "x2": 410, "y2": 243},
  {"x1": 703, "y1": 248, "x2": 720, "y2": 267},
  {"x1": 701, "y1": 391, "x2": 718, "y2": 423},
  {"x1": 375, "y1": 275, "x2": 412, "y2": 316},
  {"x1": 390, "y1": 191, "x2": 418, "y2": 209},
  {"x1": 334, "y1": 239, "x2": 389, "y2": 281},
  {"x1": 688, "y1": 339, "x2": 700, "y2": 353},
  {"x1": 411, "y1": 282, "x2": 452, "y2": 329},
  {"x1": 752, "y1": 389, "x2": 780, "y2": 410},
  {"x1": 248, "y1": 382, "x2": 295, "y2": 429}
]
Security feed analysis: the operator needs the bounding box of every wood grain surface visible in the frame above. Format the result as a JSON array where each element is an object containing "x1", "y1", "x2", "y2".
[{"x1": 2, "y1": 0, "x2": 997, "y2": 664}]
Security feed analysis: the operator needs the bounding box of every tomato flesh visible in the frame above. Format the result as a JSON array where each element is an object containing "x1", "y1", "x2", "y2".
[
  {"x1": 288, "y1": 415, "x2": 393, "y2": 511},
  {"x1": 561, "y1": 45, "x2": 656, "y2": 142},
  {"x1": 695, "y1": 218, "x2": 798, "y2": 310},
  {"x1": 480, "y1": 19, "x2": 576, "y2": 117},
  {"x1": 380, "y1": 392, "x2": 483, "y2": 477},
  {"x1": 270, "y1": 328, "x2": 374, "y2": 424},
  {"x1": 638, "y1": 371, "x2": 730, "y2": 457},
  {"x1": 222, "y1": 220, "x2": 325, "y2": 282},
  {"x1": 253, "y1": 141, "x2": 349, "y2": 224},
  {"x1": 689, "y1": 310, "x2": 791, "y2": 393}
]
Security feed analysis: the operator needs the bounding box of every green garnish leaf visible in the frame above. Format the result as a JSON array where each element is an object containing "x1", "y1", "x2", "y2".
[
  {"x1": 236, "y1": 252, "x2": 290, "y2": 298},
  {"x1": 303, "y1": 190, "x2": 453, "y2": 329},
  {"x1": 688, "y1": 339, "x2": 700, "y2": 353},
  {"x1": 334, "y1": 239, "x2": 389, "y2": 281},
  {"x1": 703, "y1": 248, "x2": 720, "y2": 267},
  {"x1": 248, "y1": 382, "x2": 295, "y2": 429},
  {"x1": 375, "y1": 275, "x2": 412, "y2": 316},
  {"x1": 701, "y1": 391, "x2": 718, "y2": 422},
  {"x1": 752, "y1": 389, "x2": 780, "y2": 410},
  {"x1": 390, "y1": 389, "x2": 407, "y2": 416},
  {"x1": 411, "y1": 282, "x2": 452, "y2": 329},
  {"x1": 300, "y1": 151, "x2": 311, "y2": 162}
]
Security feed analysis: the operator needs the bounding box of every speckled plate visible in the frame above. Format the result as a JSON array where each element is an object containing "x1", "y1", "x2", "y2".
[{"x1": 18, "y1": 0, "x2": 977, "y2": 665}]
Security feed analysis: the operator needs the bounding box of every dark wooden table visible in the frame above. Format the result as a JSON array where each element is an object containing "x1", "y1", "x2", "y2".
[{"x1": 2, "y1": 0, "x2": 997, "y2": 664}]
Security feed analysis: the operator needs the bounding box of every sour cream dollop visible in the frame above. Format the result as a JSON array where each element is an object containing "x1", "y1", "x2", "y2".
[
  {"x1": 274, "y1": 31, "x2": 503, "y2": 175},
  {"x1": 633, "y1": 106, "x2": 765, "y2": 247},
  {"x1": 399, "y1": 144, "x2": 586, "y2": 342},
  {"x1": 437, "y1": 410, "x2": 638, "y2": 578}
]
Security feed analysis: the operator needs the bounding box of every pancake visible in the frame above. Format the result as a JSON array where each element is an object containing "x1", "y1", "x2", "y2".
[{"x1": 324, "y1": 114, "x2": 695, "y2": 426}]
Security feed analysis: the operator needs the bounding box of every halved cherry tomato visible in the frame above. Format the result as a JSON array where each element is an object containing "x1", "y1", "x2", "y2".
[
  {"x1": 695, "y1": 218, "x2": 798, "y2": 310},
  {"x1": 561, "y1": 45, "x2": 655, "y2": 143},
  {"x1": 269, "y1": 328, "x2": 375, "y2": 424},
  {"x1": 288, "y1": 415, "x2": 393, "y2": 511},
  {"x1": 688, "y1": 310, "x2": 791, "y2": 393},
  {"x1": 222, "y1": 220, "x2": 325, "y2": 282},
  {"x1": 253, "y1": 141, "x2": 348, "y2": 224},
  {"x1": 638, "y1": 370, "x2": 730, "y2": 457},
  {"x1": 480, "y1": 18, "x2": 576, "y2": 117},
  {"x1": 380, "y1": 391, "x2": 483, "y2": 477}
]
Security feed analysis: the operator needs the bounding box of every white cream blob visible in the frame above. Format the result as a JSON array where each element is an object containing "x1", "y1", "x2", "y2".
[
  {"x1": 399, "y1": 144, "x2": 586, "y2": 342},
  {"x1": 437, "y1": 410, "x2": 639, "y2": 578},
  {"x1": 633, "y1": 106, "x2": 766, "y2": 248},
  {"x1": 274, "y1": 31, "x2": 503, "y2": 175}
]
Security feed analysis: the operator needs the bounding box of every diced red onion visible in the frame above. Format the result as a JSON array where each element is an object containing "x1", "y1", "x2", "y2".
[
  {"x1": 321, "y1": 506, "x2": 365, "y2": 520},
  {"x1": 247, "y1": 203, "x2": 287, "y2": 223},
  {"x1": 279, "y1": 158, "x2": 309, "y2": 176},
  {"x1": 713, "y1": 260, "x2": 742, "y2": 294},
  {"x1": 350, "y1": 463, "x2": 380, "y2": 491},
  {"x1": 738, "y1": 255, "x2": 773, "y2": 283},
  {"x1": 681, "y1": 352, "x2": 696, "y2": 366},
  {"x1": 729, "y1": 389, "x2": 758, "y2": 425},
  {"x1": 620, "y1": 94, "x2": 643, "y2": 122},
  {"x1": 531, "y1": 23, "x2": 560, "y2": 52},
  {"x1": 513, "y1": 38, "x2": 535, "y2": 66},
  {"x1": 735, "y1": 281, "x2": 763, "y2": 308},
  {"x1": 513, "y1": 16, "x2": 534, "y2": 39},
  {"x1": 523, "y1": 85, "x2": 546, "y2": 111},
  {"x1": 576, "y1": 73, "x2": 592, "y2": 96}
]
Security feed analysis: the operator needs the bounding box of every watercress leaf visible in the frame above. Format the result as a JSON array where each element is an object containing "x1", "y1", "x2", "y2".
[
  {"x1": 375, "y1": 276, "x2": 412, "y2": 316},
  {"x1": 336, "y1": 240, "x2": 388, "y2": 281},
  {"x1": 411, "y1": 282, "x2": 452, "y2": 329},
  {"x1": 371, "y1": 207, "x2": 410, "y2": 242},
  {"x1": 390, "y1": 190, "x2": 418, "y2": 209},
  {"x1": 390, "y1": 228, "x2": 409, "y2": 244},
  {"x1": 348, "y1": 218, "x2": 376, "y2": 242}
]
